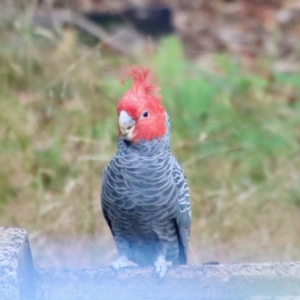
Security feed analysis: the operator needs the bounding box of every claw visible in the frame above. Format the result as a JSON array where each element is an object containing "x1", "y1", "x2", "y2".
[
  {"x1": 154, "y1": 255, "x2": 172, "y2": 278},
  {"x1": 111, "y1": 256, "x2": 137, "y2": 270}
]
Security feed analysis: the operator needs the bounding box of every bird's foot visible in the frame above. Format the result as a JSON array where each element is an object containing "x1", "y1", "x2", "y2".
[
  {"x1": 154, "y1": 255, "x2": 172, "y2": 278},
  {"x1": 111, "y1": 256, "x2": 137, "y2": 270}
]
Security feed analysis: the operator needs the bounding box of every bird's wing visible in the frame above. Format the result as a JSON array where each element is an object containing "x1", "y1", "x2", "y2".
[
  {"x1": 172, "y1": 158, "x2": 192, "y2": 264},
  {"x1": 101, "y1": 166, "x2": 114, "y2": 234}
]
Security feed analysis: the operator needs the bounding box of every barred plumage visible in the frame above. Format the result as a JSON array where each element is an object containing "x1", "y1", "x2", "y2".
[
  {"x1": 101, "y1": 116, "x2": 191, "y2": 275},
  {"x1": 101, "y1": 66, "x2": 191, "y2": 277}
]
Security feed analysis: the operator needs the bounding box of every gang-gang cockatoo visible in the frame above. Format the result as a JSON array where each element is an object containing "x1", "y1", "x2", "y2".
[{"x1": 101, "y1": 66, "x2": 191, "y2": 278}]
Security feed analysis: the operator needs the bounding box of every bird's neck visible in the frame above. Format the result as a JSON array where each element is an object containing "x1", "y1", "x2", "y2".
[{"x1": 117, "y1": 132, "x2": 171, "y2": 157}]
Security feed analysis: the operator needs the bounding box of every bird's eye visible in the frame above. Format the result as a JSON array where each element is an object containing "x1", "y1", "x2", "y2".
[{"x1": 142, "y1": 111, "x2": 149, "y2": 118}]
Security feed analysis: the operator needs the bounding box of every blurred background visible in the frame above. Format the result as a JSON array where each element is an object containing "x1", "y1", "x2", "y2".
[{"x1": 1, "y1": 0, "x2": 300, "y2": 269}]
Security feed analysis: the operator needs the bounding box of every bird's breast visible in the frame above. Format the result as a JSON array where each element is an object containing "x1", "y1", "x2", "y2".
[{"x1": 102, "y1": 154, "x2": 177, "y2": 220}]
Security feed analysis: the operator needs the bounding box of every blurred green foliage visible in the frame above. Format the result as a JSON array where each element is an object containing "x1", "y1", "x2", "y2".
[{"x1": 1, "y1": 22, "x2": 300, "y2": 267}]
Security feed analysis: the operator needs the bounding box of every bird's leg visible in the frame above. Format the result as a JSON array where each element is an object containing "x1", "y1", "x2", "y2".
[
  {"x1": 155, "y1": 255, "x2": 172, "y2": 278},
  {"x1": 154, "y1": 242, "x2": 172, "y2": 278},
  {"x1": 111, "y1": 235, "x2": 137, "y2": 270},
  {"x1": 111, "y1": 256, "x2": 136, "y2": 270}
]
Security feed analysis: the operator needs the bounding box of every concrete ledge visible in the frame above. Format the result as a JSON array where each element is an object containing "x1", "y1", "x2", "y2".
[
  {"x1": 2, "y1": 227, "x2": 300, "y2": 299},
  {"x1": 0, "y1": 227, "x2": 35, "y2": 300},
  {"x1": 37, "y1": 262, "x2": 300, "y2": 300}
]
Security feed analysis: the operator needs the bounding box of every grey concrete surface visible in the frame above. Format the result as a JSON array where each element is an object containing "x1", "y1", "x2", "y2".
[
  {"x1": 2, "y1": 227, "x2": 300, "y2": 299},
  {"x1": 36, "y1": 262, "x2": 300, "y2": 300},
  {"x1": 0, "y1": 227, "x2": 35, "y2": 300}
]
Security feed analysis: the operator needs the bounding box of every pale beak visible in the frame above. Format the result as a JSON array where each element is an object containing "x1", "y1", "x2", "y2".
[{"x1": 119, "y1": 110, "x2": 136, "y2": 141}]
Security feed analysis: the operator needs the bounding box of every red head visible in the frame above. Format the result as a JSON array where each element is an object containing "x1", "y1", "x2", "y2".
[{"x1": 117, "y1": 66, "x2": 167, "y2": 143}]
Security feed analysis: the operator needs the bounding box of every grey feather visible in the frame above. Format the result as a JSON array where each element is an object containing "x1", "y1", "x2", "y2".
[{"x1": 101, "y1": 114, "x2": 191, "y2": 267}]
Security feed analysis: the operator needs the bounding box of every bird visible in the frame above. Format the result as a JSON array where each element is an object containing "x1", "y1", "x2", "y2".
[{"x1": 101, "y1": 66, "x2": 191, "y2": 278}]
